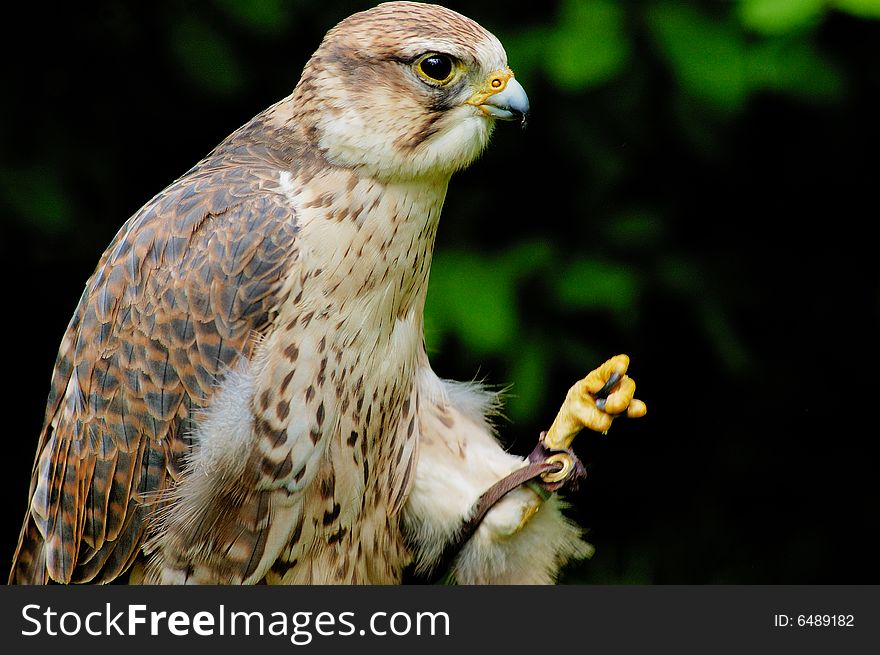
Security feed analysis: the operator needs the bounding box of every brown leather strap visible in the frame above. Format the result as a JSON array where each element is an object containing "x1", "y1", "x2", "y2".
[
  {"x1": 426, "y1": 459, "x2": 563, "y2": 583},
  {"x1": 465, "y1": 461, "x2": 562, "y2": 532}
]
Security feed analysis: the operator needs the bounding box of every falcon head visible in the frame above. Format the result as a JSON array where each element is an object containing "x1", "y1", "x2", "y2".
[{"x1": 291, "y1": 1, "x2": 529, "y2": 181}]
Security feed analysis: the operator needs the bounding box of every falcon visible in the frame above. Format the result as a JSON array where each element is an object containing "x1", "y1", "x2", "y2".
[{"x1": 10, "y1": 1, "x2": 644, "y2": 585}]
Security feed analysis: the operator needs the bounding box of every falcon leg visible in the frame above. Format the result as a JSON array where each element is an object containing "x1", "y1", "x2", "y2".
[{"x1": 403, "y1": 372, "x2": 592, "y2": 584}]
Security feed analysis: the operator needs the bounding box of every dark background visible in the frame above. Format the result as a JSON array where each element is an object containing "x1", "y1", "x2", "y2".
[{"x1": 2, "y1": 0, "x2": 878, "y2": 584}]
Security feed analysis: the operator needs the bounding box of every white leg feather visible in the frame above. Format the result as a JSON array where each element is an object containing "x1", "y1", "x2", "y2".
[{"x1": 403, "y1": 370, "x2": 593, "y2": 584}]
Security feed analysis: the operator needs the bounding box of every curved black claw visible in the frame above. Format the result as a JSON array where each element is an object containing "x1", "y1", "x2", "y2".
[{"x1": 592, "y1": 371, "x2": 622, "y2": 411}]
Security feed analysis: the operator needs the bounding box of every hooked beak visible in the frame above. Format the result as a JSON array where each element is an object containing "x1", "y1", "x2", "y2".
[{"x1": 467, "y1": 71, "x2": 530, "y2": 128}]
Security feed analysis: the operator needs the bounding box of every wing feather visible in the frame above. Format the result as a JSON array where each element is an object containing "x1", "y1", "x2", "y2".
[{"x1": 10, "y1": 130, "x2": 300, "y2": 584}]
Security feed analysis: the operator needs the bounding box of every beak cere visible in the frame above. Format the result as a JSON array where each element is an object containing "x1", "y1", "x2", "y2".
[{"x1": 477, "y1": 76, "x2": 530, "y2": 127}]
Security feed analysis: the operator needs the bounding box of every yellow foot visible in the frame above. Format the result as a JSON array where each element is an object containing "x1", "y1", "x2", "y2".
[{"x1": 544, "y1": 354, "x2": 646, "y2": 450}]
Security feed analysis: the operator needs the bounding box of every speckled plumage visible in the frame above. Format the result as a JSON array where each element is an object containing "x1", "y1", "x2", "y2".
[{"x1": 11, "y1": 2, "x2": 591, "y2": 585}]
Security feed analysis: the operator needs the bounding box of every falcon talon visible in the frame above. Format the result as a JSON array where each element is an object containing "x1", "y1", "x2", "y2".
[
  {"x1": 593, "y1": 371, "x2": 621, "y2": 400},
  {"x1": 543, "y1": 355, "x2": 646, "y2": 451}
]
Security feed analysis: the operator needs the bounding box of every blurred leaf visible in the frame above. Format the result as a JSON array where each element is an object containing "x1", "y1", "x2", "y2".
[
  {"x1": 422, "y1": 303, "x2": 443, "y2": 355},
  {"x1": 658, "y1": 257, "x2": 751, "y2": 372},
  {"x1": 506, "y1": 340, "x2": 549, "y2": 423},
  {"x1": 171, "y1": 17, "x2": 244, "y2": 95},
  {"x1": 498, "y1": 239, "x2": 555, "y2": 277},
  {"x1": 737, "y1": 0, "x2": 826, "y2": 35},
  {"x1": 425, "y1": 242, "x2": 555, "y2": 355},
  {"x1": 658, "y1": 255, "x2": 705, "y2": 295},
  {"x1": 700, "y1": 301, "x2": 751, "y2": 372},
  {"x1": 747, "y1": 37, "x2": 844, "y2": 101},
  {"x1": 554, "y1": 258, "x2": 640, "y2": 315},
  {"x1": 501, "y1": 27, "x2": 552, "y2": 89},
  {"x1": 546, "y1": 0, "x2": 630, "y2": 90},
  {"x1": 646, "y1": 4, "x2": 748, "y2": 110},
  {"x1": 0, "y1": 166, "x2": 72, "y2": 234},
  {"x1": 603, "y1": 211, "x2": 665, "y2": 249},
  {"x1": 425, "y1": 250, "x2": 519, "y2": 354},
  {"x1": 833, "y1": 0, "x2": 880, "y2": 19},
  {"x1": 214, "y1": 0, "x2": 291, "y2": 34}
]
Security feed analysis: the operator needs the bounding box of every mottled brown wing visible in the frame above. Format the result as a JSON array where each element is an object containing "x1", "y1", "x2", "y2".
[{"x1": 10, "y1": 148, "x2": 299, "y2": 584}]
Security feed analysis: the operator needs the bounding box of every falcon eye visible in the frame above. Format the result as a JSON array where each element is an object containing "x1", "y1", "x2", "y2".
[{"x1": 416, "y1": 53, "x2": 456, "y2": 84}]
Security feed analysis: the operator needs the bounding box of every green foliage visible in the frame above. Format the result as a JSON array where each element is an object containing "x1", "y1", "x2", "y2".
[
  {"x1": 646, "y1": 2, "x2": 843, "y2": 110},
  {"x1": 554, "y1": 258, "x2": 640, "y2": 317},
  {"x1": 746, "y1": 37, "x2": 843, "y2": 100},
  {"x1": 647, "y1": 4, "x2": 750, "y2": 110},
  {"x1": 737, "y1": 0, "x2": 826, "y2": 35},
  {"x1": 421, "y1": 1, "x2": 859, "y2": 446},
  {"x1": 171, "y1": 17, "x2": 245, "y2": 95},
  {"x1": 503, "y1": 0, "x2": 629, "y2": 90},
  {"x1": 0, "y1": 166, "x2": 72, "y2": 234},
  {"x1": 425, "y1": 250, "x2": 520, "y2": 355},
  {"x1": 833, "y1": 0, "x2": 880, "y2": 19},
  {"x1": 425, "y1": 243, "x2": 640, "y2": 421},
  {"x1": 601, "y1": 211, "x2": 665, "y2": 250},
  {"x1": 424, "y1": 247, "x2": 544, "y2": 421},
  {"x1": 505, "y1": 340, "x2": 550, "y2": 423},
  {"x1": 545, "y1": 0, "x2": 630, "y2": 90},
  {"x1": 214, "y1": 0, "x2": 293, "y2": 34}
]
